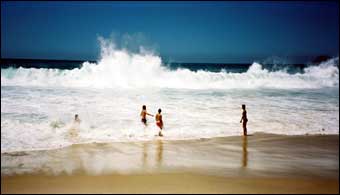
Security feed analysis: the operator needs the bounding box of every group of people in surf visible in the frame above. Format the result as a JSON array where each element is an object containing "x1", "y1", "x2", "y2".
[
  {"x1": 140, "y1": 105, "x2": 164, "y2": 136},
  {"x1": 138, "y1": 104, "x2": 248, "y2": 137},
  {"x1": 73, "y1": 104, "x2": 248, "y2": 137}
]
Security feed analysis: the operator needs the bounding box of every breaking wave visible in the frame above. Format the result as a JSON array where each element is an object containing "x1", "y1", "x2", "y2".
[{"x1": 2, "y1": 38, "x2": 339, "y2": 90}]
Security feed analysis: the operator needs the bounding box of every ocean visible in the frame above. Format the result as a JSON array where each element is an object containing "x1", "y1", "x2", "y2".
[{"x1": 1, "y1": 41, "x2": 339, "y2": 153}]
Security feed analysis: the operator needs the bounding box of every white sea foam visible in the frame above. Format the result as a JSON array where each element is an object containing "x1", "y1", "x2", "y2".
[
  {"x1": 1, "y1": 38, "x2": 339, "y2": 152},
  {"x1": 1, "y1": 37, "x2": 339, "y2": 90}
]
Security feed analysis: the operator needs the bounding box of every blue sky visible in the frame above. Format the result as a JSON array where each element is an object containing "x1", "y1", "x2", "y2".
[{"x1": 1, "y1": 1, "x2": 339, "y2": 63}]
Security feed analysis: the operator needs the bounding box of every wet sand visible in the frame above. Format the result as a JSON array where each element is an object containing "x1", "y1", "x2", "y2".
[
  {"x1": 1, "y1": 133, "x2": 339, "y2": 193},
  {"x1": 2, "y1": 174, "x2": 338, "y2": 194}
]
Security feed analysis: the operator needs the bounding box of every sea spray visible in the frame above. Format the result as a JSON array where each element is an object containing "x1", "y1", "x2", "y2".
[{"x1": 1, "y1": 37, "x2": 339, "y2": 89}]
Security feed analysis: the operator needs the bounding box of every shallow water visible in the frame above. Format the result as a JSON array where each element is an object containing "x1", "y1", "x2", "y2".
[{"x1": 1, "y1": 85, "x2": 338, "y2": 152}]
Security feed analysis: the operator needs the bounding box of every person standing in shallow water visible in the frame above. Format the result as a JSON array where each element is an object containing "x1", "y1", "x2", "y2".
[
  {"x1": 155, "y1": 108, "x2": 164, "y2": 136},
  {"x1": 240, "y1": 104, "x2": 248, "y2": 136},
  {"x1": 69, "y1": 114, "x2": 81, "y2": 137},
  {"x1": 140, "y1": 105, "x2": 154, "y2": 125}
]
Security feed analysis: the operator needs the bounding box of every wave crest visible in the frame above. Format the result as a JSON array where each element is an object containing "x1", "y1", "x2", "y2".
[{"x1": 1, "y1": 38, "x2": 339, "y2": 89}]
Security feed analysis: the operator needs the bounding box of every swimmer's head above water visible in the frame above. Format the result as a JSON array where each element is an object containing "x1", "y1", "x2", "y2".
[{"x1": 74, "y1": 114, "x2": 81, "y2": 123}]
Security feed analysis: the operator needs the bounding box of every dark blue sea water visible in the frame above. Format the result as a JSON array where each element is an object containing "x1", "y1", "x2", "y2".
[{"x1": 1, "y1": 58, "x2": 307, "y2": 73}]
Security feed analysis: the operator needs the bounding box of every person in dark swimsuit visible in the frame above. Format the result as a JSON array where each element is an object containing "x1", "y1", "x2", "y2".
[
  {"x1": 140, "y1": 105, "x2": 154, "y2": 125},
  {"x1": 240, "y1": 104, "x2": 248, "y2": 136}
]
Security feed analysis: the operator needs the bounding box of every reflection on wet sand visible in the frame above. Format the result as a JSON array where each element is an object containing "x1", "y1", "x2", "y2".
[
  {"x1": 142, "y1": 140, "x2": 164, "y2": 169},
  {"x1": 2, "y1": 134, "x2": 337, "y2": 179},
  {"x1": 143, "y1": 142, "x2": 149, "y2": 169},
  {"x1": 156, "y1": 140, "x2": 163, "y2": 168},
  {"x1": 242, "y1": 136, "x2": 248, "y2": 168}
]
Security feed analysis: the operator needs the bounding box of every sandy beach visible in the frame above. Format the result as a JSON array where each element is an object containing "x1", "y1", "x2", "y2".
[
  {"x1": 2, "y1": 174, "x2": 338, "y2": 194},
  {"x1": 2, "y1": 1, "x2": 339, "y2": 194},
  {"x1": 1, "y1": 133, "x2": 339, "y2": 194}
]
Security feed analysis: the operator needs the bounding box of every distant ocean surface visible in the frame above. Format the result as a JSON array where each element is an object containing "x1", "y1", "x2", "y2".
[
  {"x1": 1, "y1": 58, "x2": 306, "y2": 73},
  {"x1": 1, "y1": 40, "x2": 339, "y2": 152}
]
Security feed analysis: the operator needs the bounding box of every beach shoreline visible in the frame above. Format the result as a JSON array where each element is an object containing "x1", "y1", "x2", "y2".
[{"x1": 1, "y1": 133, "x2": 339, "y2": 193}]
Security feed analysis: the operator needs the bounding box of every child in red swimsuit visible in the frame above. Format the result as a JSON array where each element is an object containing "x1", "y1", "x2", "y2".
[{"x1": 155, "y1": 108, "x2": 163, "y2": 136}]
